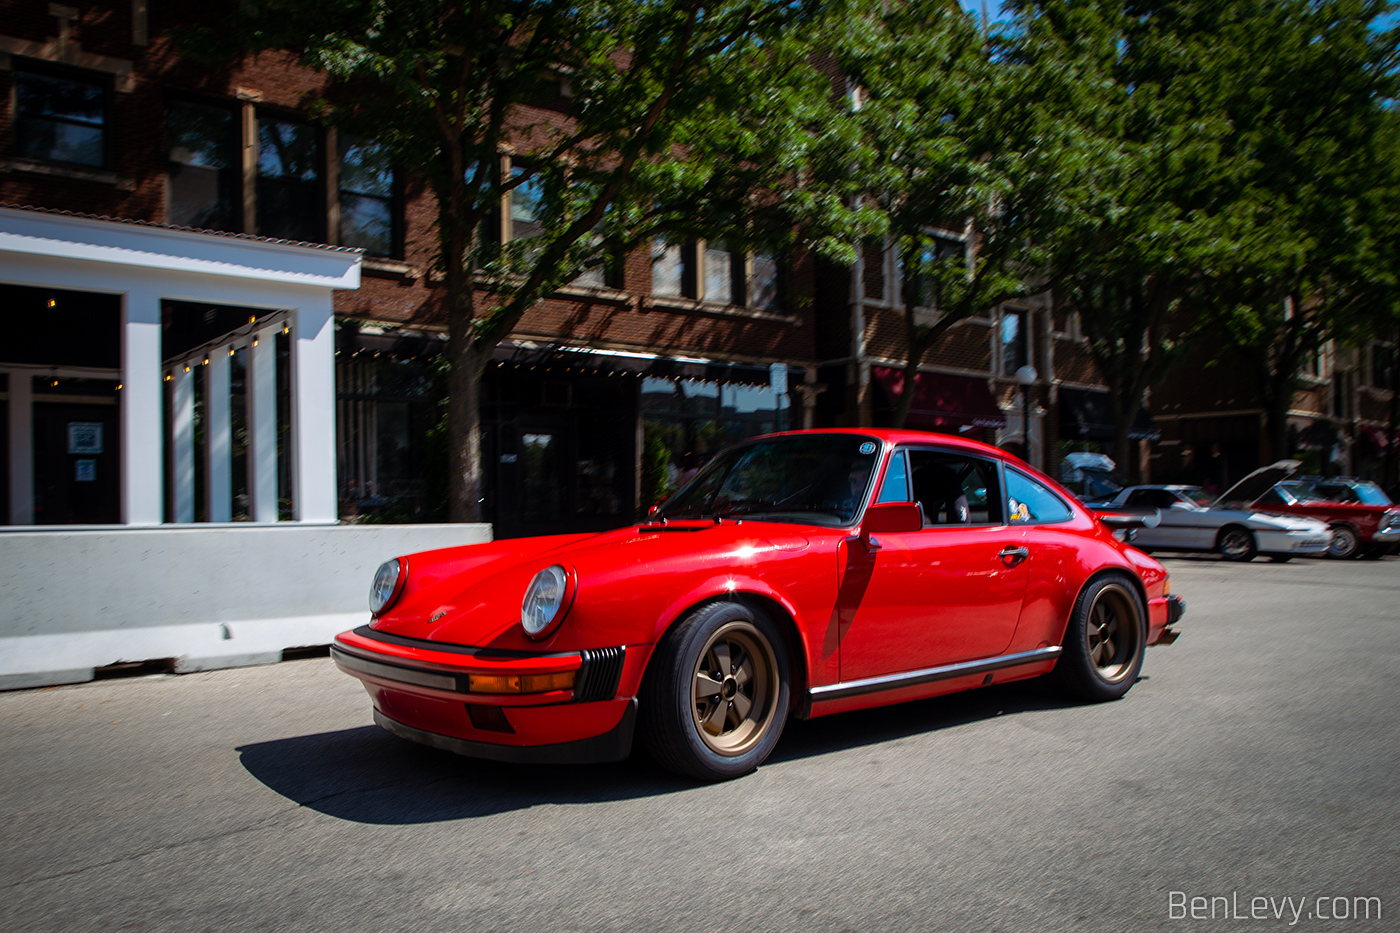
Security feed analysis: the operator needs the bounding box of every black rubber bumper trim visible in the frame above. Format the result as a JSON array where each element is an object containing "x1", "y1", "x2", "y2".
[
  {"x1": 373, "y1": 697, "x2": 638, "y2": 765},
  {"x1": 1167, "y1": 594, "x2": 1186, "y2": 625}
]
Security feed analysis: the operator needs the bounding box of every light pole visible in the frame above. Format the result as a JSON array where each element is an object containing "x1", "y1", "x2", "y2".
[{"x1": 1014, "y1": 364, "x2": 1038, "y2": 470}]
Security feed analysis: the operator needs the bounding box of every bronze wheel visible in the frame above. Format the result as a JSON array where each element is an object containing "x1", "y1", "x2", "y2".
[
  {"x1": 1083, "y1": 583, "x2": 1143, "y2": 686},
  {"x1": 690, "y1": 621, "x2": 780, "y2": 757},
  {"x1": 639, "y1": 600, "x2": 791, "y2": 781},
  {"x1": 1051, "y1": 574, "x2": 1147, "y2": 702}
]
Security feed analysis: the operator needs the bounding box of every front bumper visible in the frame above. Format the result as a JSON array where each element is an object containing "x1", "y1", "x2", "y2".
[
  {"x1": 1256, "y1": 529, "x2": 1332, "y2": 555},
  {"x1": 332, "y1": 626, "x2": 645, "y2": 764},
  {"x1": 374, "y1": 700, "x2": 637, "y2": 765}
]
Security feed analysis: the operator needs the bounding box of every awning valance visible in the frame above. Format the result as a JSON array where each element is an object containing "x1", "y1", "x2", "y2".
[
  {"x1": 1058, "y1": 387, "x2": 1160, "y2": 441},
  {"x1": 872, "y1": 367, "x2": 1006, "y2": 430}
]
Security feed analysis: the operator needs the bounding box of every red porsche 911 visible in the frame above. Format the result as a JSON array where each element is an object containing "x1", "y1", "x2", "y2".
[{"x1": 332, "y1": 429, "x2": 1184, "y2": 781}]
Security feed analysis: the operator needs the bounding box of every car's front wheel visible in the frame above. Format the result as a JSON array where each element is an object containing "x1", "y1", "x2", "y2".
[
  {"x1": 1216, "y1": 526, "x2": 1257, "y2": 562},
  {"x1": 639, "y1": 600, "x2": 790, "y2": 781},
  {"x1": 1052, "y1": 574, "x2": 1146, "y2": 702}
]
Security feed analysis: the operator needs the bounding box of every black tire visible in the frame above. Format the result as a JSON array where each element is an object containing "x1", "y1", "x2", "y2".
[
  {"x1": 638, "y1": 600, "x2": 791, "y2": 781},
  {"x1": 1052, "y1": 574, "x2": 1147, "y2": 703},
  {"x1": 1327, "y1": 524, "x2": 1361, "y2": 560},
  {"x1": 1216, "y1": 526, "x2": 1257, "y2": 562}
]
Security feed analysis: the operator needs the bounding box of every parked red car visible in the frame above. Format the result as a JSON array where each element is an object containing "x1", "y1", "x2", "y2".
[
  {"x1": 1252, "y1": 476, "x2": 1400, "y2": 559},
  {"x1": 332, "y1": 429, "x2": 1184, "y2": 781}
]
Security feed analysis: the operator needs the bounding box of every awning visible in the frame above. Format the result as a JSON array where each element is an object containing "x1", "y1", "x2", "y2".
[
  {"x1": 1058, "y1": 387, "x2": 1160, "y2": 441},
  {"x1": 872, "y1": 367, "x2": 1006, "y2": 430}
]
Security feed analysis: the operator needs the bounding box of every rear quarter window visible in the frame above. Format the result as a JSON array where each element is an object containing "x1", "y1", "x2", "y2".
[{"x1": 1007, "y1": 468, "x2": 1073, "y2": 524}]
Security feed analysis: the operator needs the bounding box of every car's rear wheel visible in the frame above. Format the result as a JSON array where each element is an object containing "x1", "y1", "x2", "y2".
[
  {"x1": 1217, "y1": 526, "x2": 1257, "y2": 562},
  {"x1": 1052, "y1": 574, "x2": 1146, "y2": 702},
  {"x1": 639, "y1": 601, "x2": 790, "y2": 781},
  {"x1": 1327, "y1": 524, "x2": 1361, "y2": 559}
]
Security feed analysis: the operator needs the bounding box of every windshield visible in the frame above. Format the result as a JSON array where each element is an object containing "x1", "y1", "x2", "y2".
[
  {"x1": 1182, "y1": 488, "x2": 1215, "y2": 508},
  {"x1": 658, "y1": 434, "x2": 881, "y2": 526},
  {"x1": 1350, "y1": 482, "x2": 1392, "y2": 506}
]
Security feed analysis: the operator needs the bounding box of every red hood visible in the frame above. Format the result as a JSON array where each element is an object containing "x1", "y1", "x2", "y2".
[{"x1": 369, "y1": 521, "x2": 825, "y2": 652}]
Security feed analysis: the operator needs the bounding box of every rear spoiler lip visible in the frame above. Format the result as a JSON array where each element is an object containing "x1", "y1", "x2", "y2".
[{"x1": 1093, "y1": 507, "x2": 1162, "y2": 530}]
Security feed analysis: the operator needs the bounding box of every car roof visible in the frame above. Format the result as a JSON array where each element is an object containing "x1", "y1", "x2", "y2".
[{"x1": 758, "y1": 427, "x2": 1022, "y2": 462}]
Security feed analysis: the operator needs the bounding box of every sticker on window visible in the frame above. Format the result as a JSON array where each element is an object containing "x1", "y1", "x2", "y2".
[{"x1": 859, "y1": 442, "x2": 877, "y2": 455}]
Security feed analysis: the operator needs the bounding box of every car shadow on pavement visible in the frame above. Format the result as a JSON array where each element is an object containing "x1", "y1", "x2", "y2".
[{"x1": 237, "y1": 678, "x2": 1083, "y2": 825}]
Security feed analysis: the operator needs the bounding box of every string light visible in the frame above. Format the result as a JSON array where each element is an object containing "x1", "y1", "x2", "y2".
[
  {"x1": 184, "y1": 364, "x2": 191, "y2": 373},
  {"x1": 228, "y1": 347, "x2": 235, "y2": 357},
  {"x1": 115, "y1": 384, "x2": 122, "y2": 390},
  {"x1": 203, "y1": 357, "x2": 210, "y2": 365},
  {"x1": 46, "y1": 298, "x2": 56, "y2": 308}
]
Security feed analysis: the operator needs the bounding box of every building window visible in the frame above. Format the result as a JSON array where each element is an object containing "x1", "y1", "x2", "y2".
[
  {"x1": 651, "y1": 240, "x2": 780, "y2": 309},
  {"x1": 704, "y1": 240, "x2": 740, "y2": 304},
  {"x1": 507, "y1": 165, "x2": 546, "y2": 242},
  {"x1": 338, "y1": 135, "x2": 396, "y2": 257},
  {"x1": 166, "y1": 99, "x2": 240, "y2": 232},
  {"x1": 1001, "y1": 308, "x2": 1029, "y2": 376},
  {"x1": 257, "y1": 116, "x2": 322, "y2": 242},
  {"x1": 14, "y1": 63, "x2": 109, "y2": 168},
  {"x1": 750, "y1": 252, "x2": 782, "y2": 312},
  {"x1": 1372, "y1": 343, "x2": 1395, "y2": 391},
  {"x1": 901, "y1": 235, "x2": 965, "y2": 312},
  {"x1": 652, "y1": 239, "x2": 692, "y2": 297}
]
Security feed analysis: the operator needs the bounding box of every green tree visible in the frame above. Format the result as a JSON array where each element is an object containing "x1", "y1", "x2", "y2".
[
  {"x1": 1009, "y1": 0, "x2": 1397, "y2": 471},
  {"x1": 1195, "y1": 1, "x2": 1399, "y2": 461},
  {"x1": 840, "y1": 0, "x2": 1050, "y2": 429},
  {"x1": 186, "y1": 0, "x2": 876, "y2": 521}
]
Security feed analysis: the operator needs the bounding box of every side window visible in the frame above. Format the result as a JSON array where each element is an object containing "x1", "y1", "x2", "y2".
[
  {"x1": 907, "y1": 450, "x2": 1001, "y2": 526},
  {"x1": 1006, "y1": 468, "x2": 1073, "y2": 524},
  {"x1": 876, "y1": 449, "x2": 909, "y2": 503},
  {"x1": 1125, "y1": 489, "x2": 1162, "y2": 508}
]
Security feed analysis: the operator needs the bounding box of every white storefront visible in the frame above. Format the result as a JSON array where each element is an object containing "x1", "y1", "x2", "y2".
[{"x1": 0, "y1": 206, "x2": 488, "y2": 689}]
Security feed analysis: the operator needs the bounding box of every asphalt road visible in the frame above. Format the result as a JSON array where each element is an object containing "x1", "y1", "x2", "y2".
[{"x1": 2, "y1": 556, "x2": 1397, "y2": 933}]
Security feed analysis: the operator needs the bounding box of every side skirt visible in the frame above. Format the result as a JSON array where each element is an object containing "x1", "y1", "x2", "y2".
[{"x1": 808, "y1": 647, "x2": 1062, "y2": 704}]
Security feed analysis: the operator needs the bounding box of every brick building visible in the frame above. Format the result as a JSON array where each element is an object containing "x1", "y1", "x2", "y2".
[{"x1": 809, "y1": 239, "x2": 1151, "y2": 481}]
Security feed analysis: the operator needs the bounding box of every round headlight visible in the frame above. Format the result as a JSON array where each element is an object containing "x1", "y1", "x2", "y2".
[
  {"x1": 521, "y1": 565, "x2": 570, "y2": 638},
  {"x1": 369, "y1": 558, "x2": 404, "y2": 615}
]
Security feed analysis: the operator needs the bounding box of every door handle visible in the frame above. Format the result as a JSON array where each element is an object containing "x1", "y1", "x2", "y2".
[{"x1": 998, "y1": 546, "x2": 1029, "y2": 565}]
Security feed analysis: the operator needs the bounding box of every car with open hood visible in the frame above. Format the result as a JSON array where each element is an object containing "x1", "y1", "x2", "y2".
[
  {"x1": 1093, "y1": 461, "x2": 1332, "y2": 561},
  {"x1": 1251, "y1": 476, "x2": 1400, "y2": 559},
  {"x1": 332, "y1": 429, "x2": 1184, "y2": 781}
]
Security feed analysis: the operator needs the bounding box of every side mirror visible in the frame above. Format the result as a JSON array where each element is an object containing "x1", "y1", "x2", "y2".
[
  {"x1": 647, "y1": 496, "x2": 668, "y2": 519},
  {"x1": 859, "y1": 502, "x2": 922, "y2": 550}
]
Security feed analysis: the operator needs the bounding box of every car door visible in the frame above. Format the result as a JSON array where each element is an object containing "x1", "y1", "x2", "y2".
[{"x1": 837, "y1": 447, "x2": 1030, "y2": 681}]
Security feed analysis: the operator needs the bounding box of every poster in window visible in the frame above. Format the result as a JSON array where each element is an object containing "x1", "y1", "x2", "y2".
[
  {"x1": 75, "y1": 460, "x2": 97, "y2": 483},
  {"x1": 68, "y1": 423, "x2": 104, "y2": 455}
]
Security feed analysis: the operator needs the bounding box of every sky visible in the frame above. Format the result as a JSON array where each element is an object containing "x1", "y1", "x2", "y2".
[{"x1": 956, "y1": 0, "x2": 1400, "y2": 31}]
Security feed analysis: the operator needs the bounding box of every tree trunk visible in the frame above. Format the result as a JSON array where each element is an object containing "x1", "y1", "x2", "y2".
[{"x1": 447, "y1": 309, "x2": 488, "y2": 524}]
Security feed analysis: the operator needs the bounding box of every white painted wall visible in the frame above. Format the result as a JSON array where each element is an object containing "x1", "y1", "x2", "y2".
[{"x1": 0, "y1": 523, "x2": 491, "y2": 690}]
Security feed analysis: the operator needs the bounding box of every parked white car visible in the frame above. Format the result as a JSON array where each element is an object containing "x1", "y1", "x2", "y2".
[{"x1": 1095, "y1": 462, "x2": 1332, "y2": 561}]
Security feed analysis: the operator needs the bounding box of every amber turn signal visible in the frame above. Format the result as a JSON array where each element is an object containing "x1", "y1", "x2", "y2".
[{"x1": 467, "y1": 671, "x2": 576, "y2": 694}]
